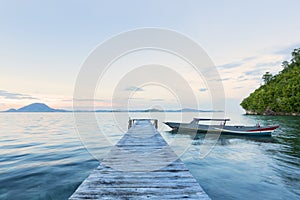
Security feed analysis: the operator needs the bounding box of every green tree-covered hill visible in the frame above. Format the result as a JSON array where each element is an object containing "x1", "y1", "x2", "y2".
[{"x1": 240, "y1": 48, "x2": 300, "y2": 115}]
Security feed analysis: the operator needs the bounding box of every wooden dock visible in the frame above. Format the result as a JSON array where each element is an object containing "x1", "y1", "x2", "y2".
[{"x1": 69, "y1": 119, "x2": 210, "y2": 199}]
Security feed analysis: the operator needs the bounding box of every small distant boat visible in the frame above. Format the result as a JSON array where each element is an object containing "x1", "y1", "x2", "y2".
[{"x1": 164, "y1": 118, "x2": 279, "y2": 136}]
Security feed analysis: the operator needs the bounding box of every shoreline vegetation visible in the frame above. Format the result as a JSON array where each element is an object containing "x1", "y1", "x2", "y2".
[{"x1": 241, "y1": 48, "x2": 300, "y2": 116}]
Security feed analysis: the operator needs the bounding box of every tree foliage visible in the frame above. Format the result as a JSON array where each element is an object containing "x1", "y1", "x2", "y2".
[
  {"x1": 262, "y1": 72, "x2": 273, "y2": 84},
  {"x1": 241, "y1": 48, "x2": 300, "y2": 114}
]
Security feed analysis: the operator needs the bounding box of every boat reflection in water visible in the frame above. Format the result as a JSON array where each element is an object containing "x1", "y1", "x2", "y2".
[{"x1": 166, "y1": 129, "x2": 276, "y2": 144}]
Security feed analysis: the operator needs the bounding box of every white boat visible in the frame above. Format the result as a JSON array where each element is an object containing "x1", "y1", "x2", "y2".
[{"x1": 164, "y1": 118, "x2": 279, "y2": 136}]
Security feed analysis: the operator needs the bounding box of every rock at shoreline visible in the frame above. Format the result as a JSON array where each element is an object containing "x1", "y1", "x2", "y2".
[
  {"x1": 245, "y1": 110, "x2": 300, "y2": 116},
  {"x1": 264, "y1": 108, "x2": 276, "y2": 115}
]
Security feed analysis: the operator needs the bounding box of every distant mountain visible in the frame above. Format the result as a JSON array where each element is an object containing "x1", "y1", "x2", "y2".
[
  {"x1": 95, "y1": 108, "x2": 221, "y2": 112},
  {"x1": 5, "y1": 103, "x2": 68, "y2": 112},
  {"x1": 166, "y1": 108, "x2": 218, "y2": 112},
  {"x1": 6, "y1": 108, "x2": 17, "y2": 112},
  {"x1": 3, "y1": 103, "x2": 221, "y2": 113}
]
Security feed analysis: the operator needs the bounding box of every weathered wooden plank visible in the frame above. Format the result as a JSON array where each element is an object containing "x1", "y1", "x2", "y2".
[
  {"x1": 69, "y1": 119, "x2": 210, "y2": 199},
  {"x1": 70, "y1": 193, "x2": 208, "y2": 200}
]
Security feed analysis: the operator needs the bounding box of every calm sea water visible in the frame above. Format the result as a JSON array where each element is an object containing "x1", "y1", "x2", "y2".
[{"x1": 0, "y1": 112, "x2": 299, "y2": 200}]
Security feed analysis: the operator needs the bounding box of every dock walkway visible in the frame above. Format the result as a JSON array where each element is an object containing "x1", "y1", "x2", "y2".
[{"x1": 69, "y1": 119, "x2": 210, "y2": 199}]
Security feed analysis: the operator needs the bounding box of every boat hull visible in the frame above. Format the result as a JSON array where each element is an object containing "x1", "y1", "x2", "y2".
[{"x1": 164, "y1": 122, "x2": 279, "y2": 137}]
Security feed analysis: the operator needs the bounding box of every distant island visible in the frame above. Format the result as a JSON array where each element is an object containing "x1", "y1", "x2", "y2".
[
  {"x1": 3, "y1": 102, "x2": 221, "y2": 113},
  {"x1": 241, "y1": 48, "x2": 300, "y2": 116},
  {"x1": 5, "y1": 103, "x2": 68, "y2": 112}
]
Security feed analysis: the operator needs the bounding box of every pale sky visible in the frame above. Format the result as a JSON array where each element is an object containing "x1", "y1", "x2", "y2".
[{"x1": 0, "y1": 0, "x2": 300, "y2": 112}]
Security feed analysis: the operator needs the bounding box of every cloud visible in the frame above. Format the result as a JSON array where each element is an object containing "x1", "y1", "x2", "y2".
[
  {"x1": 208, "y1": 77, "x2": 232, "y2": 82},
  {"x1": 237, "y1": 75, "x2": 251, "y2": 82},
  {"x1": 217, "y1": 56, "x2": 257, "y2": 70},
  {"x1": 244, "y1": 70, "x2": 263, "y2": 76},
  {"x1": 243, "y1": 60, "x2": 282, "y2": 77},
  {"x1": 254, "y1": 60, "x2": 282, "y2": 68},
  {"x1": 217, "y1": 62, "x2": 243, "y2": 69},
  {"x1": 69, "y1": 98, "x2": 109, "y2": 102},
  {"x1": 199, "y1": 88, "x2": 208, "y2": 92},
  {"x1": 221, "y1": 78, "x2": 231, "y2": 81},
  {"x1": 127, "y1": 98, "x2": 164, "y2": 102},
  {"x1": 233, "y1": 86, "x2": 243, "y2": 90},
  {"x1": 151, "y1": 98, "x2": 164, "y2": 102},
  {"x1": 241, "y1": 56, "x2": 257, "y2": 62},
  {"x1": 0, "y1": 90, "x2": 37, "y2": 100},
  {"x1": 274, "y1": 44, "x2": 300, "y2": 55},
  {"x1": 239, "y1": 78, "x2": 250, "y2": 82},
  {"x1": 128, "y1": 97, "x2": 144, "y2": 100},
  {"x1": 125, "y1": 86, "x2": 144, "y2": 92}
]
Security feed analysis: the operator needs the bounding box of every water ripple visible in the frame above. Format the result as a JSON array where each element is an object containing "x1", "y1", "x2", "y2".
[{"x1": 0, "y1": 113, "x2": 299, "y2": 199}]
